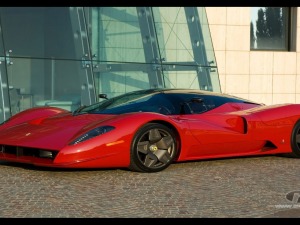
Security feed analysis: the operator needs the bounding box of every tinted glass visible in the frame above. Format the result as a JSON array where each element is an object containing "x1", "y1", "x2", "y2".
[
  {"x1": 0, "y1": 7, "x2": 85, "y2": 59},
  {"x1": 81, "y1": 91, "x2": 175, "y2": 115},
  {"x1": 78, "y1": 90, "x2": 260, "y2": 116},
  {"x1": 165, "y1": 93, "x2": 260, "y2": 114}
]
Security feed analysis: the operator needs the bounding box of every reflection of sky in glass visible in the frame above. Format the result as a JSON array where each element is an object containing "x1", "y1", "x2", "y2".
[
  {"x1": 251, "y1": 7, "x2": 263, "y2": 39},
  {"x1": 251, "y1": 7, "x2": 263, "y2": 48}
]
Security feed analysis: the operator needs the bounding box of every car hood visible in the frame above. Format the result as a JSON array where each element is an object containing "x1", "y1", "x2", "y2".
[{"x1": 0, "y1": 113, "x2": 117, "y2": 150}]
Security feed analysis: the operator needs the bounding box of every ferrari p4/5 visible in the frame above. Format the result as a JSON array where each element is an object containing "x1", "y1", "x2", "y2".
[{"x1": 1, "y1": 88, "x2": 300, "y2": 173}]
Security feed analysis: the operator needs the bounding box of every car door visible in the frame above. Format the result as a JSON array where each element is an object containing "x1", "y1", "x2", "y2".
[{"x1": 177, "y1": 95, "x2": 266, "y2": 158}]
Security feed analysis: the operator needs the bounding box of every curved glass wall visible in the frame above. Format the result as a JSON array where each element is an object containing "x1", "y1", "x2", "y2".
[
  {"x1": 89, "y1": 7, "x2": 220, "y2": 97},
  {"x1": 0, "y1": 7, "x2": 219, "y2": 122}
]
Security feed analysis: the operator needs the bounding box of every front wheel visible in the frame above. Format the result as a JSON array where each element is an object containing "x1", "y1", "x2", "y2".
[
  {"x1": 290, "y1": 120, "x2": 300, "y2": 158},
  {"x1": 129, "y1": 123, "x2": 178, "y2": 173}
]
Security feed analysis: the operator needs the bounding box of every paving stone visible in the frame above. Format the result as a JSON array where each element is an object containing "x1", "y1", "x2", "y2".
[{"x1": 1, "y1": 156, "x2": 300, "y2": 218}]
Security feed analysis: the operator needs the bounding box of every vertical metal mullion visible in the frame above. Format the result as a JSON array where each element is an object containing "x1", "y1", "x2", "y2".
[
  {"x1": 184, "y1": 7, "x2": 212, "y2": 91},
  {"x1": 136, "y1": 7, "x2": 164, "y2": 88},
  {"x1": 69, "y1": 7, "x2": 96, "y2": 105}
]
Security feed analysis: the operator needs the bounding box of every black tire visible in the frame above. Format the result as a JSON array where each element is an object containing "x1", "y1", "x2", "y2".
[
  {"x1": 290, "y1": 120, "x2": 300, "y2": 158},
  {"x1": 129, "y1": 123, "x2": 178, "y2": 173}
]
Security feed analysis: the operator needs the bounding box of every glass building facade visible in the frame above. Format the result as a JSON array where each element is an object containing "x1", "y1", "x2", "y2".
[{"x1": 0, "y1": 7, "x2": 220, "y2": 123}]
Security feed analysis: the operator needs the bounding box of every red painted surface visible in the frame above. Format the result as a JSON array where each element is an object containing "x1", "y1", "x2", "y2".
[{"x1": 0, "y1": 102, "x2": 300, "y2": 169}]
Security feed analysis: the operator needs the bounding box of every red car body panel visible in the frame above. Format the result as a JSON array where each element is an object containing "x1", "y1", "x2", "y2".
[
  {"x1": 181, "y1": 103, "x2": 299, "y2": 159},
  {"x1": 0, "y1": 98, "x2": 300, "y2": 169}
]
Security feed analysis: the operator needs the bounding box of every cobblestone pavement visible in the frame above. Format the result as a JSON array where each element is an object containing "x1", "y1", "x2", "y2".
[{"x1": 1, "y1": 156, "x2": 300, "y2": 218}]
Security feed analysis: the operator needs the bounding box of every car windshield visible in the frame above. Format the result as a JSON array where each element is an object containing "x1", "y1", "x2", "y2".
[
  {"x1": 77, "y1": 90, "x2": 175, "y2": 115},
  {"x1": 74, "y1": 89, "x2": 261, "y2": 116}
]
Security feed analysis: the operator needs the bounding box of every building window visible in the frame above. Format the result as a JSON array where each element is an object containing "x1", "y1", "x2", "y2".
[{"x1": 250, "y1": 7, "x2": 296, "y2": 51}]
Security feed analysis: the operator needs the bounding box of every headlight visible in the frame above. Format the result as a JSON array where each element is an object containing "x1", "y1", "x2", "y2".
[{"x1": 69, "y1": 125, "x2": 115, "y2": 145}]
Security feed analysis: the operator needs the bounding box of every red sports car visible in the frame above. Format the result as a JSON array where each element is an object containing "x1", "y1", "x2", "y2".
[{"x1": 0, "y1": 88, "x2": 300, "y2": 173}]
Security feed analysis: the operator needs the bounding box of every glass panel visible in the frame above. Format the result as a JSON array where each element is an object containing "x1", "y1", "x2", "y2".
[
  {"x1": 0, "y1": 6, "x2": 96, "y2": 115},
  {"x1": 153, "y1": 7, "x2": 220, "y2": 92},
  {"x1": 88, "y1": 7, "x2": 220, "y2": 96},
  {"x1": 197, "y1": 7, "x2": 220, "y2": 92},
  {"x1": 163, "y1": 71, "x2": 200, "y2": 89},
  {"x1": 154, "y1": 7, "x2": 193, "y2": 62},
  {"x1": 250, "y1": 7, "x2": 289, "y2": 50},
  {"x1": 89, "y1": 7, "x2": 146, "y2": 63},
  {"x1": 0, "y1": 6, "x2": 220, "y2": 122},
  {"x1": 0, "y1": 7, "x2": 86, "y2": 60},
  {"x1": 94, "y1": 70, "x2": 151, "y2": 98},
  {"x1": 6, "y1": 58, "x2": 83, "y2": 115},
  {"x1": 198, "y1": 7, "x2": 217, "y2": 67},
  {"x1": 209, "y1": 69, "x2": 221, "y2": 92},
  {"x1": 0, "y1": 48, "x2": 10, "y2": 122}
]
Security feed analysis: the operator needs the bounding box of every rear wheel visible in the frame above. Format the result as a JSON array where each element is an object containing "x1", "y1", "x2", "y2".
[
  {"x1": 129, "y1": 123, "x2": 178, "y2": 173},
  {"x1": 290, "y1": 120, "x2": 300, "y2": 158}
]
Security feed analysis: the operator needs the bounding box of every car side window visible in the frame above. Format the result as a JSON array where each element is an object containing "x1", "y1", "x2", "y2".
[
  {"x1": 147, "y1": 94, "x2": 175, "y2": 115},
  {"x1": 186, "y1": 95, "x2": 216, "y2": 114},
  {"x1": 189, "y1": 101, "x2": 207, "y2": 114}
]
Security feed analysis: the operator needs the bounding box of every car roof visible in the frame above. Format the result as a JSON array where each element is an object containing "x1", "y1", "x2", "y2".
[
  {"x1": 139, "y1": 88, "x2": 232, "y2": 98},
  {"x1": 132, "y1": 88, "x2": 259, "y2": 104}
]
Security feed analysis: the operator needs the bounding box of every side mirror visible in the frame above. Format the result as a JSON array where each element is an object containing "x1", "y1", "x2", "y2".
[{"x1": 98, "y1": 94, "x2": 108, "y2": 100}]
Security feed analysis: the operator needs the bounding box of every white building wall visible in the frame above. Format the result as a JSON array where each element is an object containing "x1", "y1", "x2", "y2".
[{"x1": 205, "y1": 7, "x2": 300, "y2": 105}]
